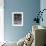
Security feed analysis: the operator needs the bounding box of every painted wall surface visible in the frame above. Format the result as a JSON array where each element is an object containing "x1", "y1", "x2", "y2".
[
  {"x1": 0, "y1": 0, "x2": 4, "y2": 41},
  {"x1": 4, "y1": 0, "x2": 40, "y2": 42},
  {"x1": 40, "y1": 0, "x2": 46, "y2": 27}
]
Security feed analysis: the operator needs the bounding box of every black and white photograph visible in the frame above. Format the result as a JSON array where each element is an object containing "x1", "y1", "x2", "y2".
[{"x1": 12, "y1": 12, "x2": 23, "y2": 26}]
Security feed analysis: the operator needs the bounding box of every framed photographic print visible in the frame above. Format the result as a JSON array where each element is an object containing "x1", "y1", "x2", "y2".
[{"x1": 12, "y1": 12, "x2": 23, "y2": 26}]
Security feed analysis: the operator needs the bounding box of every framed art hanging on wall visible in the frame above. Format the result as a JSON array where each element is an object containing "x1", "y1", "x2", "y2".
[{"x1": 12, "y1": 12, "x2": 23, "y2": 26}]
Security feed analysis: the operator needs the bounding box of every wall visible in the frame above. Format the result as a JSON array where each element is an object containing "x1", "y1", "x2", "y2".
[
  {"x1": 4, "y1": 0, "x2": 40, "y2": 42},
  {"x1": 40, "y1": 0, "x2": 46, "y2": 27},
  {"x1": 0, "y1": 0, "x2": 4, "y2": 42}
]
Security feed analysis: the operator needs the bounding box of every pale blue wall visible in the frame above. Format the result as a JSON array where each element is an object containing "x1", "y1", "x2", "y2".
[
  {"x1": 40, "y1": 0, "x2": 46, "y2": 27},
  {"x1": 4, "y1": 0, "x2": 40, "y2": 42}
]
